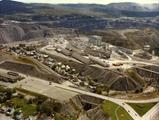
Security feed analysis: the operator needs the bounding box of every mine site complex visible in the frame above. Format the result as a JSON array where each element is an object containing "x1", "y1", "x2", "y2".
[{"x1": 0, "y1": 0, "x2": 159, "y2": 120}]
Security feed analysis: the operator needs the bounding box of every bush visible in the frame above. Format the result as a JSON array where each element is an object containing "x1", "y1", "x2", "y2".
[{"x1": 39, "y1": 100, "x2": 62, "y2": 116}]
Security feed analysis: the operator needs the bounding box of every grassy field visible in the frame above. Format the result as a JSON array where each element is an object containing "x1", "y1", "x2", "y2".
[
  {"x1": 102, "y1": 100, "x2": 133, "y2": 120},
  {"x1": 9, "y1": 98, "x2": 37, "y2": 118},
  {"x1": 128, "y1": 103, "x2": 156, "y2": 116}
]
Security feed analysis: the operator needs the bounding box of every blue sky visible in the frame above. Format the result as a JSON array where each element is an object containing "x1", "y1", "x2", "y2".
[{"x1": 14, "y1": 0, "x2": 159, "y2": 4}]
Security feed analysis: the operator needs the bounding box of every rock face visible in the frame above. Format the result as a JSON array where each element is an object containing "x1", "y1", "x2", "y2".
[
  {"x1": 0, "y1": 23, "x2": 53, "y2": 44},
  {"x1": 0, "y1": 24, "x2": 25, "y2": 43},
  {"x1": 78, "y1": 107, "x2": 111, "y2": 120},
  {"x1": 94, "y1": 29, "x2": 159, "y2": 50},
  {"x1": 87, "y1": 106, "x2": 110, "y2": 120},
  {"x1": 60, "y1": 96, "x2": 83, "y2": 116},
  {"x1": 61, "y1": 95, "x2": 110, "y2": 120}
]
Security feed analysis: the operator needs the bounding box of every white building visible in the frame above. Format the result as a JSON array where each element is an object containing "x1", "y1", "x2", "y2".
[{"x1": 144, "y1": 45, "x2": 151, "y2": 51}]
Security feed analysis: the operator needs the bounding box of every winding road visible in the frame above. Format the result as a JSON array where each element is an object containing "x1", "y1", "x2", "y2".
[{"x1": 0, "y1": 68, "x2": 157, "y2": 120}]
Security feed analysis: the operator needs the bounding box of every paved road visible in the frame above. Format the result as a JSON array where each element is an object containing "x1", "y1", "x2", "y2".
[
  {"x1": 106, "y1": 60, "x2": 159, "y2": 67},
  {"x1": 40, "y1": 45, "x2": 80, "y2": 63},
  {"x1": 5, "y1": 70, "x2": 140, "y2": 120},
  {"x1": 10, "y1": 77, "x2": 78, "y2": 102},
  {"x1": 39, "y1": 46, "x2": 159, "y2": 120},
  {"x1": 50, "y1": 83, "x2": 140, "y2": 120},
  {"x1": 118, "y1": 50, "x2": 132, "y2": 60},
  {"x1": 135, "y1": 66, "x2": 159, "y2": 75},
  {"x1": 142, "y1": 103, "x2": 159, "y2": 120},
  {"x1": 0, "y1": 68, "x2": 159, "y2": 120}
]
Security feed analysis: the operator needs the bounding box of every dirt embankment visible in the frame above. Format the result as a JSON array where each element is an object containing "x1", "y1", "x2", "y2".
[
  {"x1": 0, "y1": 61, "x2": 63, "y2": 83},
  {"x1": 92, "y1": 28, "x2": 159, "y2": 50},
  {"x1": 40, "y1": 53, "x2": 145, "y2": 92},
  {"x1": 73, "y1": 64, "x2": 144, "y2": 91}
]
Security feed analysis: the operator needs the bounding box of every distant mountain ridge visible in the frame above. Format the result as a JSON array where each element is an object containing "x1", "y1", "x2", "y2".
[
  {"x1": 0, "y1": 0, "x2": 31, "y2": 14},
  {"x1": 58, "y1": 2, "x2": 159, "y2": 11},
  {"x1": 0, "y1": 0, "x2": 159, "y2": 17}
]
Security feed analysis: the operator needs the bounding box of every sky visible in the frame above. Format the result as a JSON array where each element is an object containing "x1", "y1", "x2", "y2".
[{"x1": 14, "y1": 0, "x2": 159, "y2": 4}]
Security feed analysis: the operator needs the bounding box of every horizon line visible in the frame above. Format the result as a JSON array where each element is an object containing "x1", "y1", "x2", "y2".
[{"x1": 6, "y1": 0, "x2": 159, "y2": 5}]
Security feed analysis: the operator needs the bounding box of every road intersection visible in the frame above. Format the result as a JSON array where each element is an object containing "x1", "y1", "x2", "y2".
[
  {"x1": 1, "y1": 53, "x2": 159, "y2": 120},
  {"x1": 1, "y1": 68, "x2": 157, "y2": 120}
]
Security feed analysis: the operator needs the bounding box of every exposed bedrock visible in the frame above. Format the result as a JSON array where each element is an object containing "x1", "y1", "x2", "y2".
[
  {"x1": 61, "y1": 95, "x2": 110, "y2": 120},
  {"x1": 0, "y1": 23, "x2": 54, "y2": 44},
  {"x1": 87, "y1": 105, "x2": 111, "y2": 120},
  {"x1": 0, "y1": 24, "x2": 25, "y2": 43}
]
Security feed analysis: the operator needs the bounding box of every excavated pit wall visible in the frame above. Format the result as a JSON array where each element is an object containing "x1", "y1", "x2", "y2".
[
  {"x1": 61, "y1": 95, "x2": 110, "y2": 120},
  {"x1": 135, "y1": 67, "x2": 159, "y2": 87},
  {"x1": 0, "y1": 23, "x2": 54, "y2": 44}
]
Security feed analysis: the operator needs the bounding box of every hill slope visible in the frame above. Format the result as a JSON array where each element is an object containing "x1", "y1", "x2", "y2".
[
  {"x1": 0, "y1": 0, "x2": 159, "y2": 17},
  {"x1": 0, "y1": 0, "x2": 31, "y2": 14},
  {"x1": 92, "y1": 28, "x2": 159, "y2": 50}
]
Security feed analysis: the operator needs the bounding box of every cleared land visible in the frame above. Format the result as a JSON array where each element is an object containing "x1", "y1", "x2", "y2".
[
  {"x1": 102, "y1": 100, "x2": 133, "y2": 120},
  {"x1": 10, "y1": 77, "x2": 78, "y2": 102},
  {"x1": 128, "y1": 103, "x2": 156, "y2": 116}
]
